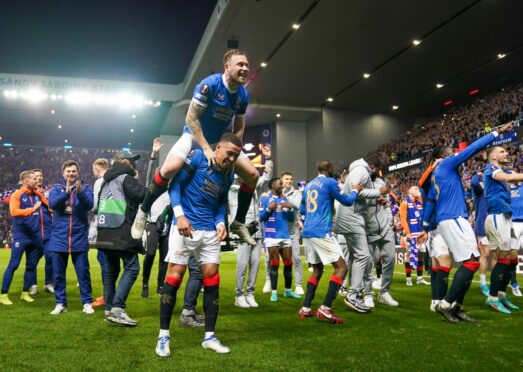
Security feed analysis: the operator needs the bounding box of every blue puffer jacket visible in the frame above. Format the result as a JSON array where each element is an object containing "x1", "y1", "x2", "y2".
[{"x1": 48, "y1": 179, "x2": 94, "y2": 253}]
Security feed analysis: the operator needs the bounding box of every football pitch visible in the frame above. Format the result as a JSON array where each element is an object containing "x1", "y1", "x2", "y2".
[{"x1": 0, "y1": 249, "x2": 521, "y2": 371}]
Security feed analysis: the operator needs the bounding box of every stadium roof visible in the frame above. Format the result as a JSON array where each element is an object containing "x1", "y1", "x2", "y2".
[{"x1": 0, "y1": 0, "x2": 522, "y2": 150}]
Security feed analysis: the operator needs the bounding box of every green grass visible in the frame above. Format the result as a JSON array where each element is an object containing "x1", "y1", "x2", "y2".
[{"x1": 0, "y1": 249, "x2": 522, "y2": 371}]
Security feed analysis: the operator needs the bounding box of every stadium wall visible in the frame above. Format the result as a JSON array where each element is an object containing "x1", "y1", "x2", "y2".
[
  {"x1": 274, "y1": 120, "x2": 308, "y2": 182},
  {"x1": 306, "y1": 108, "x2": 413, "y2": 179}
]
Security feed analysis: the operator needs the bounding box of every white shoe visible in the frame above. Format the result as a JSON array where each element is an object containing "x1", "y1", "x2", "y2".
[
  {"x1": 295, "y1": 286, "x2": 304, "y2": 295},
  {"x1": 308, "y1": 267, "x2": 313, "y2": 272},
  {"x1": 378, "y1": 292, "x2": 399, "y2": 307},
  {"x1": 30, "y1": 285, "x2": 38, "y2": 296},
  {"x1": 50, "y1": 303, "x2": 67, "y2": 315},
  {"x1": 83, "y1": 303, "x2": 95, "y2": 314},
  {"x1": 364, "y1": 294, "x2": 375, "y2": 308},
  {"x1": 202, "y1": 335, "x2": 230, "y2": 354},
  {"x1": 511, "y1": 285, "x2": 522, "y2": 297},
  {"x1": 156, "y1": 336, "x2": 171, "y2": 357},
  {"x1": 44, "y1": 285, "x2": 55, "y2": 294},
  {"x1": 417, "y1": 277, "x2": 430, "y2": 286},
  {"x1": 245, "y1": 294, "x2": 259, "y2": 308},
  {"x1": 372, "y1": 278, "x2": 382, "y2": 290},
  {"x1": 430, "y1": 300, "x2": 439, "y2": 312},
  {"x1": 131, "y1": 208, "x2": 147, "y2": 240},
  {"x1": 406, "y1": 278, "x2": 413, "y2": 286},
  {"x1": 234, "y1": 295, "x2": 250, "y2": 308},
  {"x1": 262, "y1": 280, "x2": 271, "y2": 293}
]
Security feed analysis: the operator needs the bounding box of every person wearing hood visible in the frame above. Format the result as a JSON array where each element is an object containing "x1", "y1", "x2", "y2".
[
  {"x1": 333, "y1": 157, "x2": 390, "y2": 314},
  {"x1": 96, "y1": 150, "x2": 146, "y2": 326},
  {"x1": 48, "y1": 160, "x2": 94, "y2": 315}
]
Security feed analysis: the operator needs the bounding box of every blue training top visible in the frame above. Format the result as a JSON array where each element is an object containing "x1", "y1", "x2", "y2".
[{"x1": 183, "y1": 73, "x2": 249, "y2": 144}]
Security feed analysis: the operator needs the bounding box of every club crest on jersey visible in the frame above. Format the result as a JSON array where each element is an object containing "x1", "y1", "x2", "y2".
[
  {"x1": 200, "y1": 84, "x2": 209, "y2": 94},
  {"x1": 490, "y1": 165, "x2": 497, "y2": 171}
]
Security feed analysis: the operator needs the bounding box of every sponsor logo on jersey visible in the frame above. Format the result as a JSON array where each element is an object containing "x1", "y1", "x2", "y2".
[{"x1": 216, "y1": 93, "x2": 224, "y2": 101}]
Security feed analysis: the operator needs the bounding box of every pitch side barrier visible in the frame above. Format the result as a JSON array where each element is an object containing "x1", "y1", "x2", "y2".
[{"x1": 394, "y1": 245, "x2": 523, "y2": 274}]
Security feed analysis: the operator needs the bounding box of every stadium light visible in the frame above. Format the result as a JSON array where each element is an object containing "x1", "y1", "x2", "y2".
[
  {"x1": 51, "y1": 110, "x2": 55, "y2": 114},
  {"x1": 436, "y1": 83, "x2": 444, "y2": 89},
  {"x1": 392, "y1": 105, "x2": 399, "y2": 110},
  {"x1": 64, "y1": 139, "x2": 68, "y2": 143},
  {"x1": 3, "y1": 143, "x2": 12, "y2": 147},
  {"x1": 292, "y1": 24, "x2": 300, "y2": 30},
  {"x1": 130, "y1": 129, "x2": 134, "y2": 133},
  {"x1": 276, "y1": 113, "x2": 281, "y2": 118},
  {"x1": 497, "y1": 53, "x2": 506, "y2": 59},
  {"x1": 363, "y1": 73, "x2": 371, "y2": 79},
  {"x1": 412, "y1": 39, "x2": 421, "y2": 46},
  {"x1": 469, "y1": 89, "x2": 479, "y2": 95},
  {"x1": 260, "y1": 62, "x2": 268, "y2": 68},
  {"x1": 122, "y1": 147, "x2": 130, "y2": 151},
  {"x1": 64, "y1": 145, "x2": 72, "y2": 149},
  {"x1": 327, "y1": 97, "x2": 334, "y2": 102}
]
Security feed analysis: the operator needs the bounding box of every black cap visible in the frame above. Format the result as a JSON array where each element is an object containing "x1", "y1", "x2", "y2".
[{"x1": 114, "y1": 150, "x2": 140, "y2": 161}]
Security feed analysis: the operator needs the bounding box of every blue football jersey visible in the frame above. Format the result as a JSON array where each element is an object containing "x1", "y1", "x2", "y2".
[
  {"x1": 169, "y1": 149, "x2": 233, "y2": 230},
  {"x1": 470, "y1": 174, "x2": 488, "y2": 236},
  {"x1": 511, "y1": 183, "x2": 523, "y2": 221},
  {"x1": 258, "y1": 192, "x2": 295, "y2": 239},
  {"x1": 301, "y1": 175, "x2": 358, "y2": 238},
  {"x1": 483, "y1": 163, "x2": 512, "y2": 215},
  {"x1": 432, "y1": 132, "x2": 497, "y2": 223},
  {"x1": 183, "y1": 73, "x2": 249, "y2": 144}
]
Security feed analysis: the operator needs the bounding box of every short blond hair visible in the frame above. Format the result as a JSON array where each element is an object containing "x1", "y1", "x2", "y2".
[
  {"x1": 223, "y1": 49, "x2": 246, "y2": 65},
  {"x1": 19, "y1": 170, "x2": 35, "y2": 183},
  {"x1": 93, "y1": 158, "x2": 109, "y2": 170}
]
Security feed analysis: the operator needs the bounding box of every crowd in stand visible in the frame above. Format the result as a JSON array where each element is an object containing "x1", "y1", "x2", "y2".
[{"x1": 0, "y1": 146, "x2": 150, "y2": 244}]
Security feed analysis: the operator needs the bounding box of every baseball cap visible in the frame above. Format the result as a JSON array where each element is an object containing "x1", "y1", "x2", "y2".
[{"x1": 114, "y1": 150, "x2": 140, "y2": 161}]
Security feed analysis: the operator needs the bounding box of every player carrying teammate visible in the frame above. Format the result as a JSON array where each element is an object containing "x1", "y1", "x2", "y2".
[
  {"x1": 132, "y1": 49, "x2": 259, "y2": 246},
  {"x1": 155, "y1": 133, "x2": 242, "y2": 357}
]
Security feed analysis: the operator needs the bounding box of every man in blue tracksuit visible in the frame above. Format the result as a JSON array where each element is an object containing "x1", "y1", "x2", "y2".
[
  {"x1": 0, "y1": 170, "x2": 46, "y2": 305},
  {"x1": 48, "y1": 160, "x2": 94, "y2": 315},
  {"x1": 30, "y1": 168, "x2": 54, "y2": 295},
  {"x1": 259, "y1": 178, "x2": 299, "y2": 302},
  {"x1": 418, "y1": 123, "x2": 513, "y2": 323}
]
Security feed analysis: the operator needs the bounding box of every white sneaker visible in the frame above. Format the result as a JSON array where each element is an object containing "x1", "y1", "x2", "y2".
[
  {"x1": 262, "y1": 280, "x2": 271, "y2": 293},
  {"x1": 83, "y1": 303, "x2": 95, "y2": 314},
  {"x1": 131, "y1": 208, "x2": 147, "y2": 240},
  {"x1": 372, "y1": 278, "x2": 382, "y2": 290},
  {"x1": 406, "y1": 278, "x2": 413, "y2": 286},
  {"x1": 44, "y1": 285, "x2": 55, "y2": 294},
  {"x1": 430, "y1": 300, "x2": 440, "y2": 312},
  {"x1": 417, "y1": 277, "x2": 430, "y2": 286},
  {"x1": 202, "y1": 335, "x2": 230, "y2": 354},
  {"x1": 30, "y1": 285, "x2": 38, "y2": 295},
  {"x1": 295, "y1": 286, "x2": 304, "y2": 295},
  {"x1": 364, "y1": 294, "x2": 375, "y2": 308},
  {"x1": 378, "y1": 292, "x2": 399, "y2": 307},
  {"x1": 511, "y1": 285, "x2": 522, "y2": 297},
  {"x1": 234, "y1": 295, "x2": 250, "y2": 308},
  {"x1": 156, "y1": 336, "x2": 171, "y2": 357},
  {"x1": 50, "y1": 303, "x2": 67, "y2": 315},
  {"x1": 106, "y1": 307, "x2": 138, "y2": 326},
  {"x1": 245, "y1": 294, "x2": 259, "y2": 308}
]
